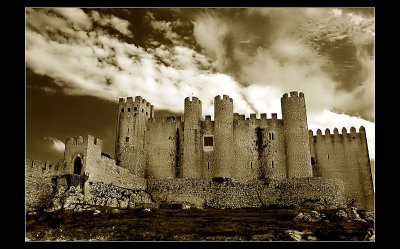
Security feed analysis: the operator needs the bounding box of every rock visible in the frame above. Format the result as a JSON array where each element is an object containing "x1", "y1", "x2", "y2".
[
  {"x1": 119, "y1": 197, "x2": 129, "y2": 209},
  {"x1": 109, "y1": 198, "x2": 119, "y2": 208},
  {"x1": 347, "y1": 207, "x2": 367, "y2": 223},
  {"x1": 93, "y1": 210, "x2": 101, "y2": 215},
  {"x1": 306, "y1": 235, "x2": 318, "y2": 241},
  {"x1": 52, "y1": 198, "x2": 62, "y2": 211},
  {"x1": 74, "y1": 206, "x2": 83, "y2": 212},
  {"x1": 63, "y1": 195, "x2": 78, "y2": 209},
  {"x1": 286, "y1": 230, "x2": 315, "y2": 241},
  {"x1": 310, "y1": 210, "x2": 321, "y2": 219},
  {"x1": 335, "y1": 210, "x2": 348, "y2": 220},
  {"x1": 111, "y1": 208, "x2": 122, "y2": 214},
  {"x1": 293, "y1": 212, "x2": 306, "y2": 222},
  {"x1": 293, "y1": 212, "x2": 321, "y2": 222},
  {"x1": 362, "y1": 210, "x2": 374, "y2": 223}
]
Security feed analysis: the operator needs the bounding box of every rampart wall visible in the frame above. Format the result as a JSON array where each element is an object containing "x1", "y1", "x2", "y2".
[
  {"x1": 145, "y1": 117, "x2": 183, "y2": 179},
  {"x1": 309, "y1": 127, "x2": 374, "y2": 210}
]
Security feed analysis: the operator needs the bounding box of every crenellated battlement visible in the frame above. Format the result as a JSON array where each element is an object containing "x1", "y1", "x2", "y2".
[
  {"x1": 215, "y1": 94, "x2": 233, "y2": 102},
  {"x1": 65, "y1": 135, "x2": 102, "y2": 147},
  {"x1": 118, "y1": 96, "x2": 154, "y2": 119},
  {"x1": 281, "y1": 91, "x2": 305, "y2": 99},
  {"x1": 135, "y1": 96, "x2": 143, "y2": 103},
  {"x1": 310, "y1": 126, "x2": 368, "y2": 142},
  {"x1": 27, "y1": 91, "x2": 374, "y2": 211},
  {"x1": 185, "y1": 96, "x2": 201, "y2": 104},
  {"x1": 26, "y1": 159, "x2": 67, "y2": 177},
  {"x1": 119, "y1": 96, "x2": 153, "y2": 109}
]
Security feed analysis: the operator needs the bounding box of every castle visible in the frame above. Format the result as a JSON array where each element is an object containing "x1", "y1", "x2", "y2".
[{"x1": 26, "y1": 91, "x2": 374, "y2": 210}]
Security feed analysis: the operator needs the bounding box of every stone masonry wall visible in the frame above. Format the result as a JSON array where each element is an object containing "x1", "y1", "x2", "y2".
[
  {"x1": 26, "y1": 159, "x2": 67, "y2": 211},
  {"x1": 146, "y1": 117, "x2": 183, "y2": 179},
  {"x1": 85, "y1": 155, "x2": 147, "y2": 190},
  {"x1": 182, "y1": 97, "x2": 202, "y2": 178},
  {"x1": 115, "y1": 97, "x2": 153, "y2": 177},
  {"x1": 214, "y1": 95, "x2": 234, "y2": 178},
  {"x1": 147, "y1": 178, "x2": 345, "y2": 210},
  {"x1": 310, "y1": 127, "x2": 374, "y2": 210},
  {"x1": 281, "y1": 92, "x2": 313, "y2": 178}
]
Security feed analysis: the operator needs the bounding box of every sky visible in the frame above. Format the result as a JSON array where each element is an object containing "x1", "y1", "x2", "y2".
[{"x1": 25, "y1": 8, "x2": 375, "y2": 173}]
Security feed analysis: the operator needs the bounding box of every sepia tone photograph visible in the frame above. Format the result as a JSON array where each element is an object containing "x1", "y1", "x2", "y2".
[{"x1": 25, "y1": 7, "x2": 375, "y2": 241}]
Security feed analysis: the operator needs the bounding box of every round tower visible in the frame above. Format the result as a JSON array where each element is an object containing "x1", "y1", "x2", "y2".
[
  {"x1": 281, "y1": 91, "x2": 313, "y2": 178},
  {"x1": 214, "y1": 95, "x2": 234, "y2": 178},
  {"x1": 182, "y1": 96, "x2": 202, "y2": 178},
  {"x1": 115, "y1": 96, "x2": 152, "y2": 178}
]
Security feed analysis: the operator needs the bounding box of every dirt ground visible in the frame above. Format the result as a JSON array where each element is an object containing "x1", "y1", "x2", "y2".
[{"x1": 26, "y1": 207, "x2": 374, "y2": 241}]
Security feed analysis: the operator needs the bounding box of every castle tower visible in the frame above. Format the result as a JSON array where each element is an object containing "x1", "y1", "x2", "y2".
[
  {"x1": 358, "y1": 126, "x2": 374, "y2": 210},
  {"x1": 115, "y1": 96, "x2": 153, "y2": 178},
  {"x1": 281, "y1": 91, "x2": 313, "y2": 178},
  {"x1": 181, "y1": 97, "x2": 202, "y2": 178},
  {"x1": 214, "y1": 95, "x2": 234, "y2": 178},
  {"x1": 64, "y1": 135, "x2": 102, "y2": 176}
]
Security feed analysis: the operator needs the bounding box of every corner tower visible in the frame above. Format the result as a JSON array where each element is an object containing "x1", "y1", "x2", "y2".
[
  {"x1": 182, "y1": 97, "x2": 202, "y2": 178},
  {"x1": 115, "y1": 96, "x2": 153, "y2": 177},
  {"x1": 281, "y1": 91, "x2": 313, "y2": 178},
  {"x1": 214, "y1": 95, "x2": 234, "y2": 178}
]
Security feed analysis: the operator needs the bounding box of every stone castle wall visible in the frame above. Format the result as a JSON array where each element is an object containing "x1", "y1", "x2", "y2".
[
  {"x1": 115, "y1": 96, "x2": 153, "y2": 177},
  {"x1": 214, "y1": 95, "x2": 234, "y2": 178},
  {"x1": 182, "y1": 97, "x2": 202, "y2": 178},
  {"x1": 147, "y1": 177, "x2": 345, "y2": 210},
  {"x1": 281, "y1": 92, "x2": 313, "y2": 178},
  {"x1": 25, "y1": 159, "x2": 65, "y2": 211},
  {"x1": 309, "y1": 127, "x2": 374, "y2": 210},
  {"x1": 26, "y1": 92, "x2": 374, "y2": 211},
  {"x1": 145, "y1": 117, "x2": 183, "y2": 179}
]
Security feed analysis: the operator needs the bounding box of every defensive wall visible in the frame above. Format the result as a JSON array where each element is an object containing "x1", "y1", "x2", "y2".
[
  {"x1": 26, "y1": 91, "x2": 374, "y2": 211},
  {"x1": 309, "y1": 127, "x2": 374, "y2": 210}
]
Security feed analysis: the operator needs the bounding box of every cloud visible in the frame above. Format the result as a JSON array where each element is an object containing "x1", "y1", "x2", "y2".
[
  {"x1": 26, "y1": 8, "x2": 374, "y2": 160},
  {"x1": 192, "y1": 8, "x2": 374, "y2": 121},
  {"x1": 44, "y1": 137, "x2": 65, "y2": 153},
  {"x1": 52, "y1": 8, "x2": 92, "y2": 29},
  {"x1": 91, "y1": 10, "x2": 133, "y2": 37}
]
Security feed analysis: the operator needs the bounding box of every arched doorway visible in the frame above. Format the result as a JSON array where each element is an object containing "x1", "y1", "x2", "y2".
[{"x1": 73, "y1": 157, "x2": 82, "y2": 175}]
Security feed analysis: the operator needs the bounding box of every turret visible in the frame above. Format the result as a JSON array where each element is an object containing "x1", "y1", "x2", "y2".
[
  {"x1": 281, "y1": 91, "x2": 313, "y2": 178},
  {"x1": 64, "y1": 135, "x2": 102, "y2": 176},
  {"x1": 115, "y1": 96, "x2": 152, "y2": 177},
  {"x1": 182, "y1": 96, "x2": 202, "y2": 178},
  {"x1": 214, "y1": 95, "x2": 234, "y2": 178}
]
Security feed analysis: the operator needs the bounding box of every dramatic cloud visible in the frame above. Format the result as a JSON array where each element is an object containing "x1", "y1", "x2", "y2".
[
  {"x1": 26, "y1": 8, "x2": 374, "y2": 160},
  {"x1": 192, "y1": 8, "x2": 374, "y2": 121},
  {"x1": 44, "y1": 137, "x2": 65, "y2": 153},
  {"x1": 91, "y1": 10, "x2": 133, "y2": 37}
]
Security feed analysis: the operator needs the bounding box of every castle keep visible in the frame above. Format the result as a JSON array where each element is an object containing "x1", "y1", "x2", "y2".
[
  {"x1": 115, "y1": 92, "x2": 315, "y2": 181},
  {"x1": 26, "y1": 91, "x2": 374, "y2": 210}
]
